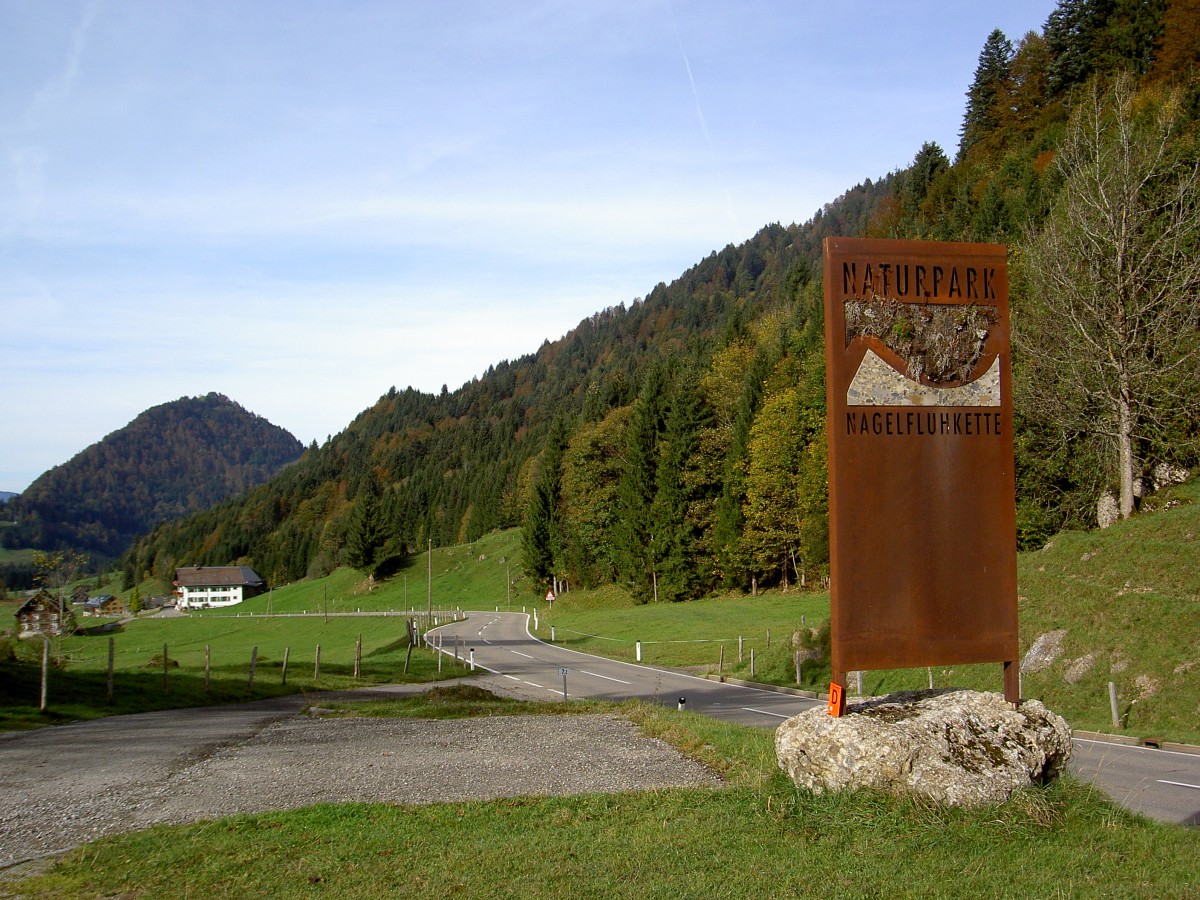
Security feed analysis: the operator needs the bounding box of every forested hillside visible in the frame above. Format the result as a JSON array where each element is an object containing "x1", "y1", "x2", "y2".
[
  {"x1": 3, "y1": 394, "x2": 303, "y2": 566},
  {"x1": 125, "y1": 0, "x2": 1200, "y2": 600}
]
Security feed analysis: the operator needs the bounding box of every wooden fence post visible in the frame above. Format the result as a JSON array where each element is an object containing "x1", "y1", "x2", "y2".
[
  {"x1": 204, "y1": 644, "x2": 211, "y2": 693},
  {"x1": 40, "y1": 637, "x2": 49, "y2": 711},
  {"x1": 107, "y1": 637, "x2": 115, "y2": 704},
  {"x1": 281, "y1": 646, "x2": 290, "y2": 685},
  {"x1": 163, "y1": 643, "x2": 169, "y2": 696},
  {"x1": 404, "y1": 619, "x2": 415, "y2": 675},
  {"x1": 313, "y1": 644, "x2": 321, "y2": 681},
  {"x1": 249, "y1": 646, "x2": 258, "y2": 692}
]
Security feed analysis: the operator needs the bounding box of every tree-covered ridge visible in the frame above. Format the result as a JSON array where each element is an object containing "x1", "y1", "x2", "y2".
[
  {"x1": 3, "y1": 393, "x2": 303, "y2": 562},
  {"x1": 124, "y1": 0, "x2": 1200, "y2": 599}
]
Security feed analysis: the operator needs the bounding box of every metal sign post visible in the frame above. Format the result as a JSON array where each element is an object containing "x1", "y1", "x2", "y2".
[{"x1": 822, "y1": 237, "x2": 1020, "y2": 709}]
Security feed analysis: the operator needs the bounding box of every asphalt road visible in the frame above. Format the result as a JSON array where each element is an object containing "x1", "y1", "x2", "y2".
[{"x1": 429, "y1": 610, "x2": 1200, "y2": 827}]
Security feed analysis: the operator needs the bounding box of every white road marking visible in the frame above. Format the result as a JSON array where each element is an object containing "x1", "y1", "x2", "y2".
[
  {"x1": 1074, "y1": 738, "x2": 1200, "y2": 759},
  {"x1": 578, "y1": 669, "x2": 631, "y2": 685},
  {"x1": 1157, "y1": 780, "x2": 1200, "y2": 791},
  {"x1": 502, "y1": 674, "x2": 521, "y2": 682},
  {"x1": 510, "y1": 650, "x2": 535, "y2": 659},
  {"x1": 742, "y1": 707, "x2": 790, "y2": 719}
]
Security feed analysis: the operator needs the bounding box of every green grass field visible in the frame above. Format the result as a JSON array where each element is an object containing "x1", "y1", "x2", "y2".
[
  {"x1": 0, "y1": 546, "x2": 35, "y2": 564},
  {"x1": 7, "y1": 691, "x2": 1199, "y2": 899},
  {"x1": 0, "y1": 604, "x2": 462, "y2": 730}
]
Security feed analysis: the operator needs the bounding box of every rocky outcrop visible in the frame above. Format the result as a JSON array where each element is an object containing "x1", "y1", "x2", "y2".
[
  {"x1": 1022, "y1": 630, "x2": 1067, "y2": 674},
  {"x1": 775, "y1": 689, "x2": 1072, "y2": 807}
]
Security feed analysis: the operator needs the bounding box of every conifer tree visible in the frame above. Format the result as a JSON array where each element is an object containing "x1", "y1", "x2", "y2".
[
  {"x1": 344, "y1": 482, "x2": 386, "y2": 573},
  {"x1": 521, "y1": 419, "x2": 568, "y2": 589},
  {"x1": 960, "y1": 29, "x2": 1015, "y2": 159},
  {"x1": 648, "y1": 372, "x2": 707, "y2": 602},
  {"x1": 613, "y1": 363, "x2": 670, "y2": 601}
]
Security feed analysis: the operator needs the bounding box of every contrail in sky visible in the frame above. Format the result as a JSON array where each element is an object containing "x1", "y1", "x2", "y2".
[
  {"x1": 670, "y1": 8, "x2": 712, "y2": 152},
  {"x1": 667, "y1": 2, "x2": 741, "y2": 236},
  {"x1": 32, "y1": 0, "x2": 101, "y2": 120}
]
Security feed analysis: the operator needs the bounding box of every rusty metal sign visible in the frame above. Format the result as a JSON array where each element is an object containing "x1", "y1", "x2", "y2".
[{"x1": 822, "y1": 237, "x2": 1019, "y2": 705}]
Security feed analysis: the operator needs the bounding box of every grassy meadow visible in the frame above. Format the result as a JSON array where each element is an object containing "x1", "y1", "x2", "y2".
[{"x1": 7, "y1": 688, "x2": 1199, "y2": 899}]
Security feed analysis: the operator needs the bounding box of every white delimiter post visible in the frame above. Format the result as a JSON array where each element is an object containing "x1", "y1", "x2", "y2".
[{"x1": 636, "y1": 641, "x2": 642, "y2": 662}]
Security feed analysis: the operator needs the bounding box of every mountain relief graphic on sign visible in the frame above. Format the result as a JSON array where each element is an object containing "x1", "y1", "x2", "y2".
[{"x1": 844, "y1": 299, "x2": 1000, "y2": 407}]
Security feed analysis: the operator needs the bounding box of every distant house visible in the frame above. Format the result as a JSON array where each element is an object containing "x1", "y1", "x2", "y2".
[
  {"x1": 14, "y1": 590, "x2": 67, "y2": 637},
  {"x1": 174, "y1": 566, "x2": 265, "y2": 609},
  {"x1": 82, "y1": 594, "x2": 124, "y2": 617}
]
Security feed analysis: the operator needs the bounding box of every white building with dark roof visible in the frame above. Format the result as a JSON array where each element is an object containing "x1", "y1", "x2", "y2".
[{"x1": 174, "y1": 566, "x2": 265, "y2": 609}]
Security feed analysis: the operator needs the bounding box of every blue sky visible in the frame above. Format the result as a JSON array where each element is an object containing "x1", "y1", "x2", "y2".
[{"x1": 1, "y1": 0, "x2": 1059, "y2": 492}]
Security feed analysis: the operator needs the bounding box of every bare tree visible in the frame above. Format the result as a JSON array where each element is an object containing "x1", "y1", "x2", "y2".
[{"x1": 1017, "y1": 73, "x2": 1200, "y2": 520}]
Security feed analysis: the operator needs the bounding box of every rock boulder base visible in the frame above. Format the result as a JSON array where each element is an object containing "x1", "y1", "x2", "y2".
[{"x1": 775, "y1": 689, "x2": 1072, "y2": 807}]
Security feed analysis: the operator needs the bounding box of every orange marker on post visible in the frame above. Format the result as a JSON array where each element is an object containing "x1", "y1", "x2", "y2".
[{"x1": 827, "y1": 682, "x2": 845, "y2": 717}]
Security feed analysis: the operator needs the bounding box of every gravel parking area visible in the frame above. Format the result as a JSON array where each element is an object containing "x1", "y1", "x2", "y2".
[{"x1": 0, "y1": 688, "x2": 721, "y2": 876}]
